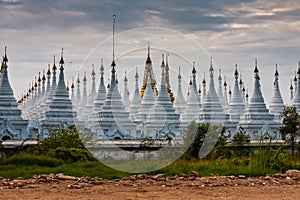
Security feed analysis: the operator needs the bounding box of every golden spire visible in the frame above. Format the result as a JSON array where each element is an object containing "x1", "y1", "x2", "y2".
[
  {"x1": 164, "y1": 53, "x2": 174, "y2": 103},
  {"x1": 140, "y1": 45, "x2": 156, "y2": 98}
]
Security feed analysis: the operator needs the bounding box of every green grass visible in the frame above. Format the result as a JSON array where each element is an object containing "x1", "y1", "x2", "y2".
[
  {"x1": 0, "y1": 155, "x2": 130, "y2": 179},
  {"x1": 1, "y1": 152, "x2": 300, "y2": 180}
]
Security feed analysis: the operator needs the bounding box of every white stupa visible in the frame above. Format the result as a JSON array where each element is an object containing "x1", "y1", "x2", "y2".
[
  {"x1": 239, "y1": 60, "x2": 280, "y2": 139},
  {"x1": 0, "y1": 47, "x2": 28, "y2": 140},
  {"x1": 223, "y1": 76, "x2": 229, "y2": 111},
  {"x1": 97, "y1": 60, "x2": 136, "y2": 139},
  {"x1": 129, "y1": 68, "x2": 141, "y2": 120},
  {"x1": 173, "y1": 67, "x2": 186, "y2": 115},
  {"x1": 293, "y1": 62, "x2": 300, "y2": 113},
  {"x1": 34, "y1": 66, "x2": 51, "y2": 120},
  {"x1": 136, "y1": 71, "x2": 155, "y2": 122},
  {"x1": 202, "y1": 74, "x2": 206, "y2": 101},
  {"x1": 89, "y1": 60, "x2": 107, "y2": 133},
  {"x1": 122, "y1": 71, "x2": 130, "y2": 111},
  {"x1": 70, "y1": 79, "x2": 75, "y2": 104},
  {"x1": 76, "y1": 72, "x2": 88, "y2": 120},
  {"x1": 82, "y1": 66, "x2": 97, "y2": 122},
  {"x1": 44, "y1": 56, "x2": 57, "y2": 109},
  {"x1": 75, "y1": 73, "x2": 81, "y2": 109},
  {"x1": 94, "y1": 59, "x2": 106, "y2": 109},
  {"x1": 269, "y1": 65, "x2": 284, "y2": 122},
  {"x1": 199, "y1": 57, "x2": 225, "y2": 123},
  {"x1": 146, "y1": 55, "x2": 180, "y2": 139},
  {"x1": 96, "y1": 15, "x2": 136, "y2": 139},
  {"x1": 227, "y1": 65, "x2": 245, "y2": 123},
  {"x1": 217, "y1": 70, "x2": 226, "y2": 109},
  {"x1": 181, "y1": 66, "x2": 201, "y2": 123},
  {"x1": 40, "y1": 50, "x2": 76, "y2": 138}
]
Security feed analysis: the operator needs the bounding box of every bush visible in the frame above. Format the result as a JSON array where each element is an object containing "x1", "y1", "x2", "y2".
[
  {"x1": 28, "y1": 125, "x2": 96, "y2": 163},
  {"x1": 47, "y1": 147, "x2": 95, "y2": 163},
  {"x1": 35, "y1": 125, "x2": 86, "y2": 154},
  {"x1": 182, "y1": 122, "x2": 209, "y2": 159},
  {"x1": 0, "y1": 153, "x2": 63, "y2": 167}
]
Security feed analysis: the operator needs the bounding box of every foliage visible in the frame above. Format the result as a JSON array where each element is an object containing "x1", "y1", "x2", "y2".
[
  {"x1": 182, "y1": 122, "x2": 209, "y2": 159},
  {"x1": 0, "y1": 153, "x2": 63, "y2": 167},
  {"x1": 232, "y1": 132, "x2": 251, "y2": 146},
  {"x1": 280, "y1": 105, "x2": 300, "y2": 156},
  {"x1": 253, "y1": 145, "x2": 287, "y2": 173},
  {"x1": 1, "y1": 123, "x2": 300, "y2": 180},
  {"x1": 30, "y1": 125, "x2": 95, "y2": 162},
  {"x1": 209, "y1": 134, "x2": 232, "y2": 159}
]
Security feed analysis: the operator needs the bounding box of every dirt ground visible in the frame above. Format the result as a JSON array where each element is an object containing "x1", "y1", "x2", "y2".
[
  {"x1": 1, "y1": 172, "x2": 300, "y2": 200},
  {"x1": 2, "y1": 183, "x2": 300, "y2": 200}
]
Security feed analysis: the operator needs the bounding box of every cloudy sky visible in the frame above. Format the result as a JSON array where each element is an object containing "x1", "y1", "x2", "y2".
[{"x1": 1, "y1": 0, "x2": 300, "y2": 105}]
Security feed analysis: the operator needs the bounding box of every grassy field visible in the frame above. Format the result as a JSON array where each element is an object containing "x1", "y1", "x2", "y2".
[
  {"x1": 1, "y1": 126, "x2": 300, "y2": 180},
  {"x1": 1, "y1": 152, "x2": 300, "y2": 180}
]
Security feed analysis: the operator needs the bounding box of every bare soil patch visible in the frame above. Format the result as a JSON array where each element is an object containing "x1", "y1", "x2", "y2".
[{"x1": 1, "y1": 170, "x2": 300, "y2": 200}]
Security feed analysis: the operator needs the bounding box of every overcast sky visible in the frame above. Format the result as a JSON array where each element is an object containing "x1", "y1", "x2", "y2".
[{"x1": 1, "y1": 0, "x2": 300, "y2": 106}]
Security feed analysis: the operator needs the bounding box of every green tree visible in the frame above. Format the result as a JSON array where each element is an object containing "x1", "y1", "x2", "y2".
[
  {"x1": 279, "y1": 105, "x2": 300, "y2": 157},
  {"x1": 183, "y1": 122, "x2": 209, "y2": 159},
  {"x1": 232, "y1": 132, "x2": 250, "y2": 146},
  {"x1": 33, "y1": 125, "x2": 95, "y2": 162}
]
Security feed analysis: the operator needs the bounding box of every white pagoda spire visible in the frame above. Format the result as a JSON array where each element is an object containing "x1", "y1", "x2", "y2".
[
  {"x1": 45, "y1": 56, "x2": 57, "y2": 107},
  {"x1": 70, "y1": 78, "x2": 75, "y2": 103},
  {"x1": 83, "y1": 65, "x2": 97, "y2": 120},
  {"x1": 76, "y1": 73, "x2": 81, "y2": 108},
  {"x1": 269, "y1": 65, "x2": 284, "y2": 122},
  {"x1": 202, "y1": 73, "x2": 206, "y2": 101},
  {"x1": 199, "y1": 57, "x2": 225, "y2": 123},
  {"x1": 46, "y1": 65, "x2": 51, "y2": 94},
  {"x1": 0, "y1": 47, "x2": 28, "y2": 140},
  {"x1": 294, "y1": 71, "x2": 297, "y2": 96},
  {"x1": 30, "y1": 73, "x2": 42, "y2": 120},
  {"x1": 293, "y1": 62, "x2": 300, "y2": 112},
  {"x1": 174, "y1": 67, "x2": 186, "y2": 115},
  {"x1": 137, "y1": 70, "x2": 155, "y2": 122},
  {"x1": 89, "y1": 59, "x2": 107, "y2": 132},
  {"x1": 129, "y1": 68, "x2": 141, "y2": 120},
  {"x1": 181, "y1": 66, "x2": 200, "y2": 122},
  {"x1": 0, "y1": 47, "x2": 23, "y2": 119},
  {"x1": 192, "y1": 62, "x2": 200, "y2": 105},
  {"x1": 227, "y1": 64, "x2": 245, "y2": 123},
  {"x1": 239, "y1": 59, "x2": 278, "y2": 139},
  {"x1": 146, "y1": 54, "x2": 180, "y2": 139},
  {"x1": 94, "y1": 59, "x2": 106, "y2": 108},
  {"x1": 290, "y1": 79, "x2": 294, "y2": 101},
  {"x1": 122, "y1": 71, "x2": 130, "y2": 111},
  {"x1": 217, "y1": 69, "x2": 226, "y2": 109},
  {"x1": 77, "y1": 72, "x2": 88, "y2": 119},
  {"x1": 96, "y1": 15, "x2": 135, "y2": 139},
  {"x1": 89, "y1": 65, "x2": 97, "y2": 103},
  {"x1": 223, "y1": 76, "x2": 228, "y2": 107},
  {"x1": 42, "y1": 49, "x2": 76, "y2": 133}
]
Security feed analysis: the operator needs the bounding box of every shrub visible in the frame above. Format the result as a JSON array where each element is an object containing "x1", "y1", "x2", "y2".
[
  {"x1": 0, "y1": 153, "x2": 63, "y2": 167},
  {"x1": 47, "y1": 147, "x2": 95, "y2": 163}
]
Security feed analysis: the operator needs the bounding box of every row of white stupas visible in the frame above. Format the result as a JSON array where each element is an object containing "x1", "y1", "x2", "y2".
[{"x1": 1, "y1": 45, "x2": 300, "y2": 141}]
